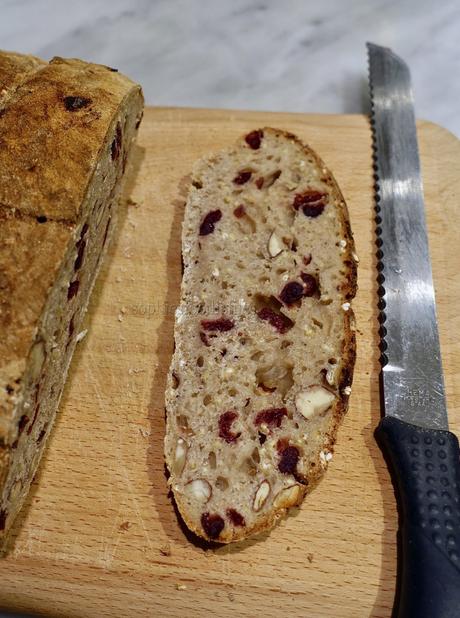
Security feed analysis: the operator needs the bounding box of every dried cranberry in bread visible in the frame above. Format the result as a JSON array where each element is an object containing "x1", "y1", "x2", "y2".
[
  {"x1": 0, "y1": 50, "x2": 143, "y2": 542},
  {"x1": 165, "y1": 128, "x2": 358, "y2": 543}
]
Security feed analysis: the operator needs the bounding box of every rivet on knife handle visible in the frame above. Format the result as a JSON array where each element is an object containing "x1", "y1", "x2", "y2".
[{"x1": 368, "y1": 42, "x2": 460, "y2": 618}]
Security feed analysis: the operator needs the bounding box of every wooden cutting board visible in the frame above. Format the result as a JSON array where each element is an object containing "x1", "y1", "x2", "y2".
[{"x1": 0, "y1": 108, "x2": 459, "y2": 618}]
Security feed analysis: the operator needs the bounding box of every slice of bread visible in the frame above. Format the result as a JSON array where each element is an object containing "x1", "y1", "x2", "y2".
[
  {"x1": 0, "y1": 50, "x2": 143, "y2": 543},
  {"x1": 165, "y1": 127, "x2": 357, "y2": 543}
]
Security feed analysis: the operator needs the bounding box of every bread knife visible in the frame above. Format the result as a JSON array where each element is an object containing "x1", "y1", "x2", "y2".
[{"x1": 367, "y1": 42, "x2": 460, "y2": 618}]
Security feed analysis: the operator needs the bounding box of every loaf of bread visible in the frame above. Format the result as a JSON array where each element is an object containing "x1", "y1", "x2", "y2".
[
  {"x1": 0, "y1": 50, "x2": 143, "y2": 542},
  {"x1": 165, "y1": 128, "x2": 357, "y2": 543}
]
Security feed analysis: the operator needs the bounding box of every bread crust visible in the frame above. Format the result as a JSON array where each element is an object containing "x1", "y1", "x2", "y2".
[
  {"x1": 0, "y1": 50, "x2": 143, "y2": 537},
  {"x1": 166, "y1": 127, "x2": 357, "y2": 543}
]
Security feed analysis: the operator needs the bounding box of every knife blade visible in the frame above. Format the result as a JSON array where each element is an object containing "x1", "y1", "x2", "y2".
[{"x1": 368, "y1": 42, "x2": 460, "y2": 618}]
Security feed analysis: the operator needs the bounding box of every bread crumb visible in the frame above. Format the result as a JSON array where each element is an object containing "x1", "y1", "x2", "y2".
[
  {"x1": 159, "y1": 544, "x2": 171, "y2": 556},
  {"x1": 341, "y1": 302, "x2": 351, "y2": 311},
  {"x1": 75, "y1": 329, "x2": 87, "y2": 343},
  {"x1": 127, "y1": 197, "x2": 139, "y2": 207},
  {"x1": 118, "y1": 314, "x2": 124, "y2": 322},
  {"x1": 119, "y1": 521, "x2": 131, "y2": 531},
  {"x1": 343, "y1": 386, "x2": 352, "y2": 396},
  {"x1": 352, "y1": 251, "x2": 360, "y2": 263},
  {"x1": 228, "y1": 592, "x2": 235, "y2": 602},
  {"x1": 129, "y1": 368, "x2": 146, "y2": 375},
  {"x1": 307, "y1": 553, "x2": 314, "y2": 563},
  {"x1": 139, "y1": 427, "x2": 150, "y2": 438},
  {"x1": 176, "y1": 584, "x2": 187, "y2": 591}
]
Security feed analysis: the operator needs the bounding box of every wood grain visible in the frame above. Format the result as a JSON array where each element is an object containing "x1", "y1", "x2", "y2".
[{"x1": 0, "y1": 109, "x2": 458, "y2": 618}]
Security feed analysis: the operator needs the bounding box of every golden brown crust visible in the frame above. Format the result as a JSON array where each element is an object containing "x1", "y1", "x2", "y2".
[
  {"x1": 0, "y1": 50, "x2": 142, "y2": 447},
  {"x1": 171, "y1": 127, "x2": 358, "y2": 544},
  {"x1": 0, "y1": 54, "x2": 139, "y2": 221},
  {"x1": 0, "y1": 50, "x2": 45, "y2": 99}
]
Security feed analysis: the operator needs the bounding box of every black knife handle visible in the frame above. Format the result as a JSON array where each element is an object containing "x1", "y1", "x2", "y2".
[{"x1": 376, "y1": 416, "x2": 460, "y2": 618}]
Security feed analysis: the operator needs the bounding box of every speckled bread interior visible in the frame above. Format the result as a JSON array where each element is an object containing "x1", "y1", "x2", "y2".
[{"x1": 165, "y1": 128, "x2": 357, "y2": 543}]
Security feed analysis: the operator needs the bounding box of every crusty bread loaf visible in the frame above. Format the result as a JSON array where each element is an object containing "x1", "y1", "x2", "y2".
[
  {"x1": 0, "y1": 50, "x2": 143, "y2": 543},
  {"x1": 165, "y1": 128, "x2": 357, "y2": 543}
]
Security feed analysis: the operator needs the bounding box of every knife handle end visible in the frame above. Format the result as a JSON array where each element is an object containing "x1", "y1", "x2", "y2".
[{"x1": 376, "y1": 416, "x2": 460, "y2": 618}]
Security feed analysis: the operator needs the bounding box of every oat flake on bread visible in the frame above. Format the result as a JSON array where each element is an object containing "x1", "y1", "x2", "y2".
[{"x1": 165, "y1": 127, "x2": 357, "y2": 543}]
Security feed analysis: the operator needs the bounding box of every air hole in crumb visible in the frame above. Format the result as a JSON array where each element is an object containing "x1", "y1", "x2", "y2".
[
  {"x1": 208, "y1": 451, "x2": 217, "y2": 469},
  {"x1": 291, "y1": 238, "x2": 298, "y2": 252},
  {"x1": 312, "y1": 318, "x2": 323, "y2": 329},
  {"x1": 221, "y1": 281, "x2": 228, "y2": 290},
  {"x1": 177, "y1": 415, "x2": 194, "y2": 437},
  {"x1": 276, "y1": 268, "x2": 288, "y2": 276},
  {"x1": 203, "y1": 394, "x2": 212, "y2": 406},
  {"x1": 255, "y1": 362, "x2": 293, "y2": 398},
  {"x1": 251, "y1": 448, "x2": 260, "y2": 464},
  {"x1": 36, "y1": 215, "x2": 47, "y2": 223},
  {"x1": 328, "y1": 357, "x2": 337, "y2": 365},
  {"x1": 264, "y1": 169, "x2": 282, "y2": 188},
  {"x1": 172, "y1": 371, "x2": 180, "y2": 389},
  {"x1": 216, "y1": 476, "x2": 229, "y2": 491},
  {"x1": 197, "y1": 356, "x2": 204, "y2": 367},
  {"x1": 254, "y1": 294, "x2": 282, "y2": 313},
  {"x1": 242, "y1": 457, "x2": 258, "y2": 477},
  {"x1": 236, "y1": 212, "x2": 257, "y2": 234},
  {"x1": 228, "y1": 388, "x2": 237, "y2": 397},
  {"x1": 280, "y1": 340, "x2": 292, "y2": 349}
]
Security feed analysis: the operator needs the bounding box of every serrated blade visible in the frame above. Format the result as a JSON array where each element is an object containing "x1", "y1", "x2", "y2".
[{"x1": 367, "y1": 42, "x2": 448, "y2": 430}]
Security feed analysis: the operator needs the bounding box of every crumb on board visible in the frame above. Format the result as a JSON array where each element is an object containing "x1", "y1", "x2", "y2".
[
  {"x1": 307, "y1": 553, "x2": 314, "y2": 563},
  {"x1": 127, "y1": 197, "x2": 139, "y2": 207},
  {"x1": 160, "y1": 544, "x2": 171, "y2": 556},
  {"x1": 176, "y1": 584, "x2": 187, "y2": 591},
  {"x1": 119, "y1": 521, "x2": 131, "y2": 532}
]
